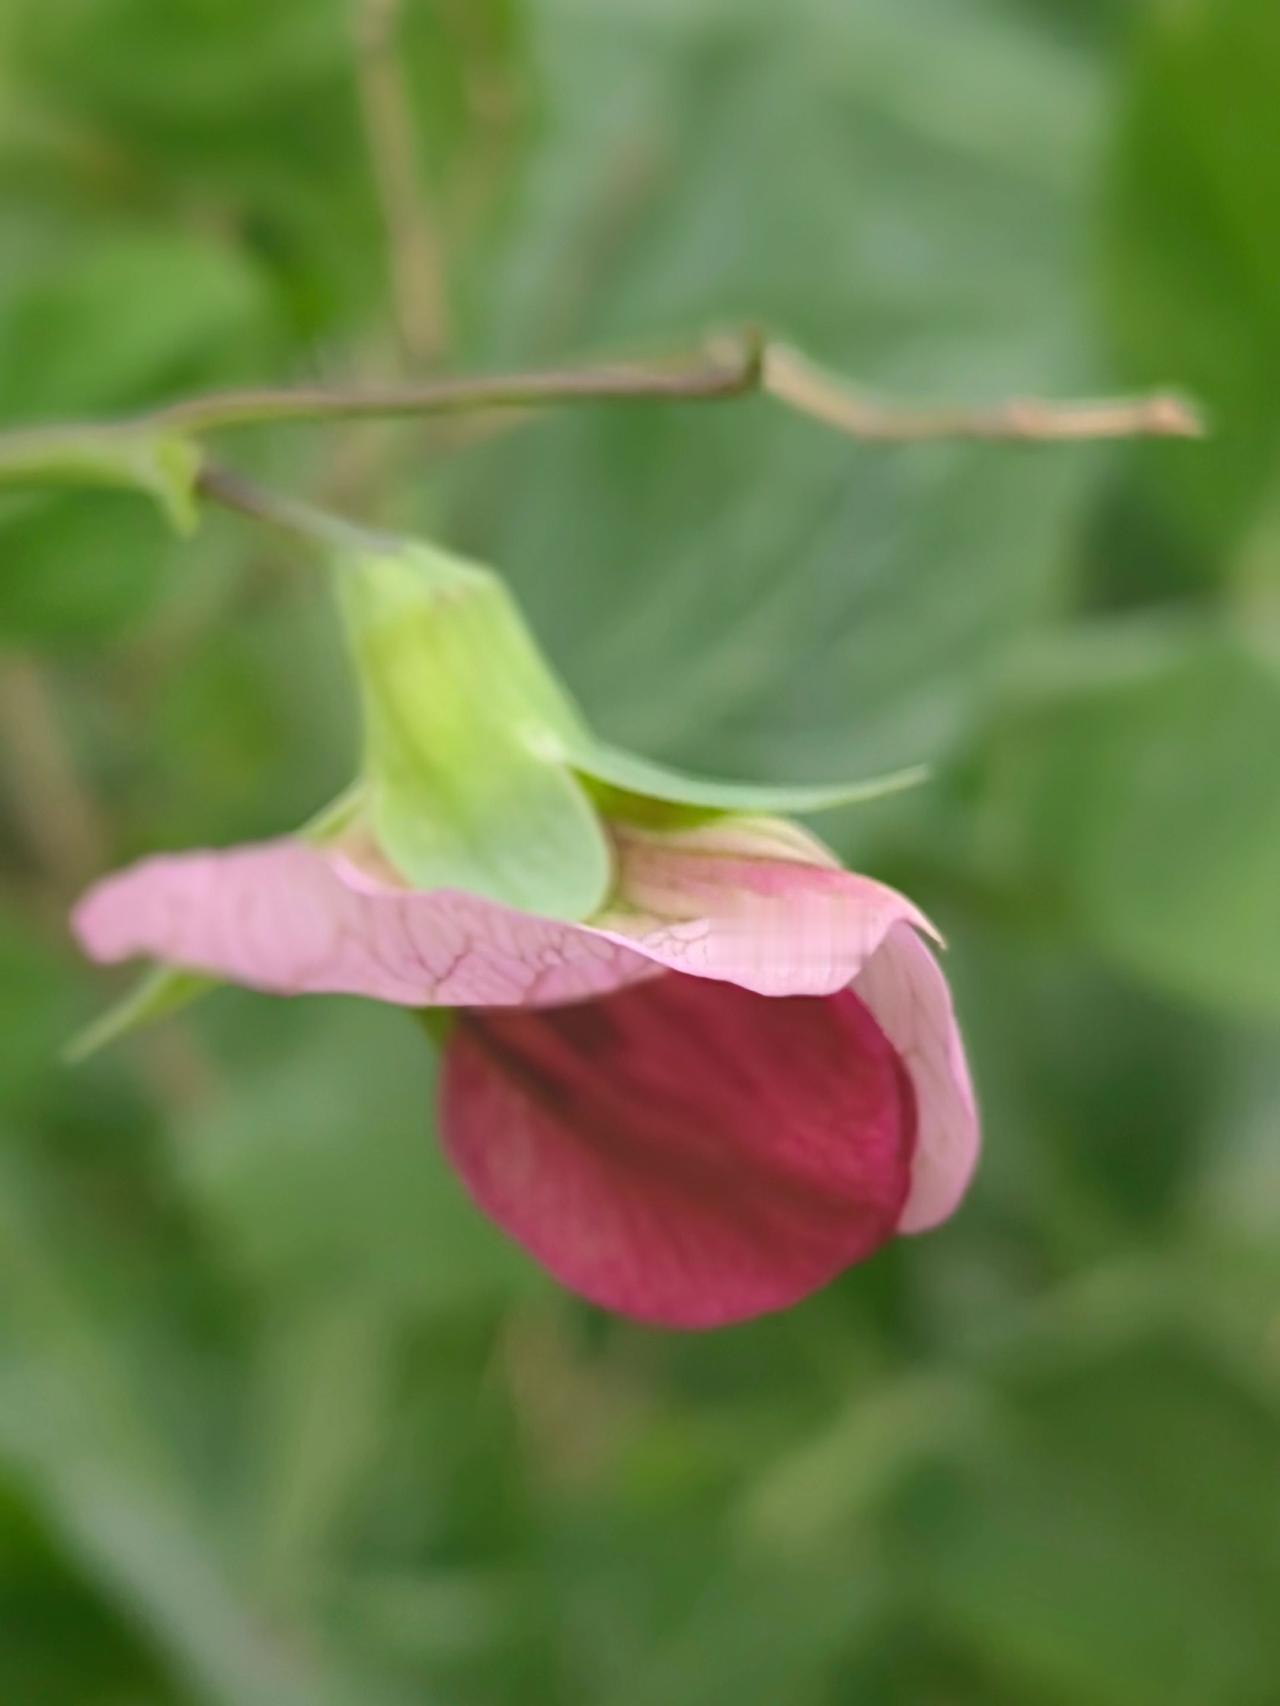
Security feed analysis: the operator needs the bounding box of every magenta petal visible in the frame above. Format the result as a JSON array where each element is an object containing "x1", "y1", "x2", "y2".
[
  {"x1": 592, "y1": 817, "x2": 935, "y2": 997},
  {"x1": 72, "y1": 839, "x2": 656, "y2": 1008},
  {"x1": 853, "y1": 924, "x2": 978, "y2": 1233},
  {"x1": 439, "y1": 975, "x2": 917, "y2": 1328}
]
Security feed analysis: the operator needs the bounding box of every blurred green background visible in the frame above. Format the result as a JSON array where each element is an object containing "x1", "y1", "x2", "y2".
[{"x1": 2, "y1": 0, "x2": 1279, "y2": 1701}]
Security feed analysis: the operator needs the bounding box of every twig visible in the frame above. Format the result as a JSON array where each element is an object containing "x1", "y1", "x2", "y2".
[
  {"x1": 762, "y1": 342, "x2": 1204, "y2": 443},
  {"x1": 180, "y1": 332, "x2": 1203, "y2": 538},
  {"x1": 152, "y1": 333, "x2": 765, "y2": 434},
  {"x1": 0, "y1": 329, "x2": 1206, "y2": 501},
  {"x1": 352, "y1": 0, "x2": 450, "y2": 367}
]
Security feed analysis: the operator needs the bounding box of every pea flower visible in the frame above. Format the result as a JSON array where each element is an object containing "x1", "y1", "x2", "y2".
[{"x1": 72, "y1": 540, "x2": 977, "y2": 1327}]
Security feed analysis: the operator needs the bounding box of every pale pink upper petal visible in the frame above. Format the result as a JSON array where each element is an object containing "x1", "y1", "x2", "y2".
[
  {"x1": 440, "y1": 975, "x2": 916, "y2": 1328},
  {"x1": 71, "y1": 839, "x2": 656, "y2": 1009},
  {"x1": 588, "y1": 817, "x2": 936, "y2": 997},
  {"x1": 852, "y1": 923, "x2": 978, "y2": 1233}
]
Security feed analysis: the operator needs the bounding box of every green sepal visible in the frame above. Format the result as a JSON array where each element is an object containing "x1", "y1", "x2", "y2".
[
  {"x1": 64, "y1": 966, "x2": 217, "y2": 1064},
  {"x1": 567, "y1": 738, "x2": 929, "y2": 819},
  {"x1": 337, "y1": 541, "x2": 612, "y2": 921},
  {"x1": 0, "y1": 425, "x2": 203, "y2": 533}
]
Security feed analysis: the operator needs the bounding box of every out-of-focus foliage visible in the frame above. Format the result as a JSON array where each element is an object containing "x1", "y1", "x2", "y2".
[{"x1": 1, "y1": 0, "x2": 1277, "y2": 1702}]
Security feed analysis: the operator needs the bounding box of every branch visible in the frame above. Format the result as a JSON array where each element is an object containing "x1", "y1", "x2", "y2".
[
  {"x1": 762, "y1": 343, "x2": 1204, "y2": 443},
  {"x1": 0, "y1": 328, "x2": 1206, "y2": 512},
  {"x1": 152, "y1": 331, "x2": 765, "y2": 433}
]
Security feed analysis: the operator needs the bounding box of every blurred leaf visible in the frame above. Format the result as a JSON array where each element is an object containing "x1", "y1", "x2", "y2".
[
  {"x1": 10, "y1": 0, "x2": 345, "y2": 123},
  {"x1": 0, "y1": 232, "x2": 266, "y2": 638},
  {"x1": 1106, "y1": 0, "x2": 1280, "y2": 545},
  {"x1": 126, "y1": 571, "x2": 360, "y2": 849},
  {"x1": 243, "y1": 1301, "x2": 397, "y2": 1612},
  {"x1": 976, "y1": 622, "x2": 1280, "y2": 1017},
  {"x1": 898, "y1": 1331, "x2": 1280, "y2": 1706},
  {"x1": 0, "y1": 912, "x2": 86, "y2": 1115},
  {"x1": 0, "y1": 1149, "x2": 414, "y2": 1706},
  {"x1": 944, "y1": 925, "x2": 1224, "y2": 1241},
  {"x1": 177, "y1": 1000, "x2": 530, "y2": 1310},
  {"x1": 6, "y1": 0, "x2": 522, "y2": 342},
  {"x1": 0, "y1": 487, "x2": 185, "y2": 642},
  {"x1": 447, "y1": 0, "x2": 1103, "y2": 783},
  {"x1": 0, "y1": 1472, "x2": 183, "y2": 1705},
  {"x1": 0, "y1": 233, "x2": 265, "y2": 425},
  {"x1": 609, "y1": 1560, "x2": 883, "y2": 1706},
  {"x1": 739, "y1": 1372, "x2": 985, "y2": 1559}
]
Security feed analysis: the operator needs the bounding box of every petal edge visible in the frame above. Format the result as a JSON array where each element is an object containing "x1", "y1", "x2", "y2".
[{"x1": 852, "y1": 924, "x2": 978, "y2": 1233}]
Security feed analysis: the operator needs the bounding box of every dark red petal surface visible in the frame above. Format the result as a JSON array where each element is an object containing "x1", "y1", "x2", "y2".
[{"x1": 440, "y1": 974, "x2": 916, "y2": 1328}]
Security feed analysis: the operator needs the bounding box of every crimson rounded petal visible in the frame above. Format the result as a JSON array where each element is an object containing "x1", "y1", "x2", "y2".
[
  {"x1": 852, "y1": 923, "x2": 978, "y2": 1233},
  {"x1": 588, "y1": 817, "x2": 936, "y2": 997},
  {"x1": 71, "y1": 839, "x2": 656, "y2": 1008},
  {"x1": 439, "y1": 975, "x2": 917, "y2": 1328}
]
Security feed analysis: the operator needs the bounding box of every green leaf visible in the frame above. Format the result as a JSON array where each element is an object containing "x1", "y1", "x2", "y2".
[{"x1": 337, "y1": 540, "x2": 612, "y2": 920}]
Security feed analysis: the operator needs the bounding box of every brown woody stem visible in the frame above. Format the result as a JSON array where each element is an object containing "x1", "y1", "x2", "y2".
[
  {"x1": 0, "y1": 327, "x2": 1204, "y2": 514},
  {"x1": 761, "y1": 343, "x2": 1203, "y2": 443}
]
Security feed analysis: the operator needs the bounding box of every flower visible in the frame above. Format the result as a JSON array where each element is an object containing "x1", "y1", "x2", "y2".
[
  {"x1": 72, "y1": 532, "x2": 975, "y2": 1326},
  {"x1": 72, "y1": 809, "x2": 977, "y2": 1328}
]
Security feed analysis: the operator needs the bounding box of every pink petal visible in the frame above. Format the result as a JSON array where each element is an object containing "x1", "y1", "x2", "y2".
[
  {"x1": 71, "y1": 839, "x2": 656, "y2": 1009},
  {"x1": 853, "y1": 924, "x2": 978, "y2": 1233},
  {"x1": 591, "y1": 816, "x2": 936, "y2": 997},
  {"x1": 439, "y1": 975, "x2": 917, "y2": 1328}
]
